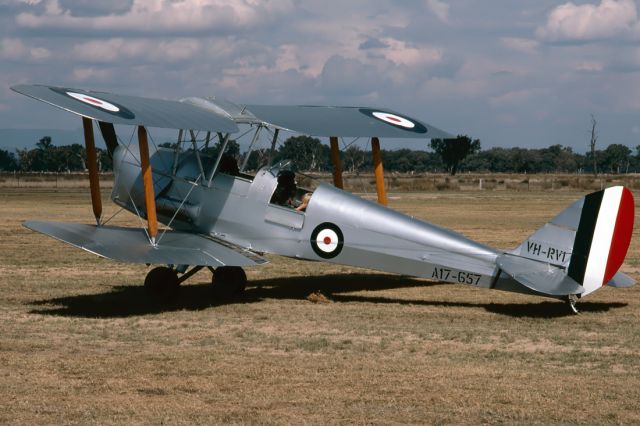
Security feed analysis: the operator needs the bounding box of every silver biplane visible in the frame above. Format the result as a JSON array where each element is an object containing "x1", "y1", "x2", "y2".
[{"x1": 11, "y1": 84, "x2": 635, "y2": 313}]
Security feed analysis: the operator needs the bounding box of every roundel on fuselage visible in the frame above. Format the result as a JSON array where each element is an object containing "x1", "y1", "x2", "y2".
[{"x1": 310, "y1": 222, "x2": 344, "y2": 259}]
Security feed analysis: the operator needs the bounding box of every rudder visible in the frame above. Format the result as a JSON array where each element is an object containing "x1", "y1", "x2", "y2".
[{"x1": 567, "y1": 186, "x2": 634, "y2": 295}]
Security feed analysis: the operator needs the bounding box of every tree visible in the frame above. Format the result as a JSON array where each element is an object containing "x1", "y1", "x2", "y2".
[
  {"x1": 0, "y1": 149, "x2": 17, "y2": 171},
  {"x1": 589, "y1": 114, "x2": 598, "y2": 176},
  {"x1": 17, "y1": 148, "x2": 38, "y2": 171},
  {"x1": 343, "y1": 145, "x2": 366, "y2": 173},
  {"x1": 277, "y1": 136, "x2": 329, "y2": 171},
  {"x1": 430, "y1": 135, "x2": 481, "y2": 175},
  {"x1": 600, "y1": 144, "x2": 631, "y2": 173}
]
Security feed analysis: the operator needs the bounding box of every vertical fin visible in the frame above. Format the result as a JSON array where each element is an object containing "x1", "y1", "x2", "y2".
[{"x1": 510, "y1": 186, "x2": 634, "y2": 297}]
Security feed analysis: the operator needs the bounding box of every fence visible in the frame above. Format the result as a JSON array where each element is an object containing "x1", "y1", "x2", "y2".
[{"x1": 2, "y1": 172, "x2": 639, "y2": 192}]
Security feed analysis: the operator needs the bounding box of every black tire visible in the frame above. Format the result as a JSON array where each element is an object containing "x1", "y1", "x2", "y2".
[
  {"x1": 211, "y1": 266, "x2": 247, "y2": 297},
  {"x1": 144, "y1": 266, "x2": 180, "y2": 303}
]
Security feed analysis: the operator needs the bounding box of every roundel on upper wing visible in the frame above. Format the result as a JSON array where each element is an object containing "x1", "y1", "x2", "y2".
[
  {"x1": 310, "y1": 222, "x2": 344, "y2": 259},
  {"x1": 50, "y1": 87, "x2": 135, "y2": 119},
  {"x1": 66, "y1": 92, "x2": 120, "y2": 112},
  {"x1": 359, "y1": 108, "x2": 427, "y2": 134}
]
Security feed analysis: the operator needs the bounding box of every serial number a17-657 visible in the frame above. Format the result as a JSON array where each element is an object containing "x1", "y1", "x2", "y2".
[{"x1": 431, "y1": 267, "x2": 481, "y2": 285}]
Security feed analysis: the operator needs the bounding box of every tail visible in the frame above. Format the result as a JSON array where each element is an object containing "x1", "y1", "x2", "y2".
[{"x1": 498, "y1": 186, "x2": 635, "y2": 297}]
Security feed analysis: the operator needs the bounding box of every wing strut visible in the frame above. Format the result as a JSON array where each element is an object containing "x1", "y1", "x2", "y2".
[
  {"x1": 241, "y1": 125, "x2": 263, "y2": 172},
  {"x1": 207, "y1": 133, "x2": 230, "y2": 186},
  {"x1": 268, "y1": 128, "x2": 280, "y2": 166},
  {"x1": 329, "y1": 136, "x2": 344, "y2": 189},
  {"x1": 138, "y1": 126, "x2": 158, "y2": 245},
  {"x1": 371, "y1": 137, "x2": 388, "y2": 206},
  {"x1": 82, "y1": 117, "x2": 102, "y2": 225}
]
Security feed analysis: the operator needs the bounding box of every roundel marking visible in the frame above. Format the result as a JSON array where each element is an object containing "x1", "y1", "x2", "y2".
[
  {"x1": 310, "y1": 222, "x2": 344, "y2": 259},
  {"x1": 372, "y1": 111, "x2": 415, "y2": 129},
  {"x1": 49, "y1": 87, "x2": 136, "y2": 120},
  {"x1": 66, "y1": 91, "x2": 120, "y2": 112},
  {"x1": 359, "y1": 108, "x2": 428, "y2": 134}
]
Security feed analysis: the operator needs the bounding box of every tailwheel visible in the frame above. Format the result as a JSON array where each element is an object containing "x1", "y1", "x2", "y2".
[
  {"x1": 211, "y1": 266, "x2": 247, "y2": 297},
  {"x1": 144, "y1": 266, "x2": 180, "y2": 303}
]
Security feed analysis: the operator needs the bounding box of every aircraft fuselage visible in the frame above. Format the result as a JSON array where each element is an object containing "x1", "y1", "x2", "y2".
[{"x1": 111, "y1": 145, "x2": 537, "y2": 296}]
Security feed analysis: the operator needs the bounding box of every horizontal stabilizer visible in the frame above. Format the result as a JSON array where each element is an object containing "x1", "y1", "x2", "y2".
[
  {"x1": 607, "y1": 272, "x2": 635, "y2": 288},
  {"x1": 11, "y1": 85, "x2": 239, "y2": 133},
  {"x1": 498, "y1": 253, "x2": 584, "y2": 296},
  {"x1": 24, "y1": 221, "x2": 266, "y2": 267}
]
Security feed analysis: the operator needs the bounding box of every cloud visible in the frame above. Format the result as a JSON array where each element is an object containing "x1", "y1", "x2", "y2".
[
  {"x1": 16, "y1": 0, "x2": 295, "y2": 35},
  {"x1": 359, "y1": 37, "x2": 389, "y2": 50},
  {"x1": 72, "y1": 37, "x2": 202, "y2": 63},
  {"x1": 58, "y1": 0, "x2": 133, "y2": 17},
  {"x1": 536, "y1": 0, "x2": 640, "y2": 42},
  {"x1": 379, "y1": 38, "x2": 443, "y2": 67},
  {"x1": 72, "y1": 66, "x2": 113, "y2": 82},
  {"x1": 356, "y1": 36, "x2": 444, "y2": 68},
  {"x1": 319, "y1": 55, "x2": 386, "y2": 97},
  {"x1": 425, "y1": 0, "x2": 449, "y2": 24},
  {"x1": 488, "y1": 88, "x2": 546, "y2": 107},
  {"x1": 500, "y1": 37, "x2": 539, "y2": 54},
  {"x1": 575, "y1": 61, "x2": 604, "y2": 72},
  {"x1": 0, "y1": 37, "x2": 50, "y2": 60}
]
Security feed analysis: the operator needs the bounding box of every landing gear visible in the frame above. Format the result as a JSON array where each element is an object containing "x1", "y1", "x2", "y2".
[
  {"x1": 144, "y1": 266, "x2": 179, "y2": 303},
  {"x1": 143, "y1": 265, "x2": 248, "y2": 302},
  {"x1": 211, "y1": 266, "x2": 247, "y2": 297},
  {"x1": 566, "y1": 294, "x2": 580, "y2": 314}
]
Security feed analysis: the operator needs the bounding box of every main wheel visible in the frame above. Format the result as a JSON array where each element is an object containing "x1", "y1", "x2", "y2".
[
  {"x1": 144, "y1": 266, "x2": 180, "y2": 303},
  {"x1": 211, "y1": 266, "x2": 247, "y2": 297}
]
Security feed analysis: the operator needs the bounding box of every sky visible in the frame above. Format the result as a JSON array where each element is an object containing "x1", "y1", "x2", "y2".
[{"x1": 0, "y1": 0, "x2": 639, "y2": 152}]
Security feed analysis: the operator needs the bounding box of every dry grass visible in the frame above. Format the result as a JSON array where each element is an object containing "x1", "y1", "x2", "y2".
[{"x1": 0, "y1": 188, "x2": 639, "y2": 425}]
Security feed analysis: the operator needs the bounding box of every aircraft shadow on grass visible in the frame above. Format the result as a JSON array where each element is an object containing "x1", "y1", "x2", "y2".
[{"x1": 28, "y1": 273, "x2": 627, "y2": 319}]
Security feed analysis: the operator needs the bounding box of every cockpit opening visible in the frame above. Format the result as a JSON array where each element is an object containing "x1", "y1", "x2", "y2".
[{"x1": 268, "y1": 161, "x2": 314, "y2": 212}]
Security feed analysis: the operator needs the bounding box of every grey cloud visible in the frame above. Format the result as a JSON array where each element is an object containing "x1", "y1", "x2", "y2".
[
  {"x1": 536, "y1": 0, "x2": 640, "y2": 43},
  {"x1": 1, "y1": 0, "x2": 639, "y2": 151},
  {"x1": 359, "y1": 37, "x2": 389, "y2": 50},
  {"x1": 15, "y1": 0, "x2": 296, "y2": 37},
  {"x1": 319, "y1": 55, "x2": 388, "y2": 98},
  {"x1": 58, "y1": 0, "x2": 133, "y2": 17}
]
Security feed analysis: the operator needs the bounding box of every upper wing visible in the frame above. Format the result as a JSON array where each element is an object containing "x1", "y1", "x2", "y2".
[
  {"x1": 13, "y1": 84, "x2": 450, "y2": 138},
  {"x1": 243, "y1": 105, "x2": 452, "y2": 139},
  {"x1": 24, "y1": 221, "x2": 266, "y2": 267},
  {"x1": 11, "y1": 85, "x2": 238, "y2": 133},
  {"x1": 182, "y1": 97, "x2": 452, "y2": 139}
]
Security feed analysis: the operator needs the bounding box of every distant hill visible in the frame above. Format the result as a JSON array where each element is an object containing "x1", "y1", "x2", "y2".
[{"x1": 0, "y1": 128, "x2": 86, "y2": 151}]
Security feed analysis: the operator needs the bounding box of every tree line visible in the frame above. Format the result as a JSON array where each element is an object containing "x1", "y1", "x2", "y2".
[{"x1": 1, "y1": 134, "x2": 639, "y2": 175}]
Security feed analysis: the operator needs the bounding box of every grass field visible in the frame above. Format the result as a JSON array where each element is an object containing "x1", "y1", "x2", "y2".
[{"x1": 0, "y1": 188, "x2": 638, "y2": 425}]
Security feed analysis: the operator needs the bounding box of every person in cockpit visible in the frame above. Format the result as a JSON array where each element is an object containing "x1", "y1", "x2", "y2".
[
  {"x1": 295, "y1": 192, "x2": 312, "y2": 212},
  {"x1": 270, "y1": 170, "x2": 297, "y2": 207}
]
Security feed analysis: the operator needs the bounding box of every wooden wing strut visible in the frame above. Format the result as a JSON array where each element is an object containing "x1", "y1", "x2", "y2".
[
  {"x1": 82, "y1": 117, "x2": 102, "y2": 224},
  {"x1": 329, "y1": 136, "x2": 343, "y2": 189},
  {"x1": 371, "y1": 137, "x2": 387, "y2": 206},
  {"x1": 138, "y1": 126, "x2": 158, "y2": 244}
]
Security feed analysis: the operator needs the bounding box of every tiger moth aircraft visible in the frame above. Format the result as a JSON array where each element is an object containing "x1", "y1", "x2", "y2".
[{"x1": 11, "y1": 84, "x2": 635, "y2": 314}]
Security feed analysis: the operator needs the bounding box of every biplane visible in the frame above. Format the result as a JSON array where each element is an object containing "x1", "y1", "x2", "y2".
[{"x1": 11, "y1": 84, "x2": 635, "y2": 313}]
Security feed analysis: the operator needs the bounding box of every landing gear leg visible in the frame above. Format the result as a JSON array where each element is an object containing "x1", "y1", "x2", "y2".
[
  {"x1": 210, "y1": 266, "x2": 247, "y2": 297},
  {"x1": 566, "y1": 294, "x2": 579, "y2": 315},
  {"x1": 144, "y1": 266, "x2": 180, "y2": 303}
]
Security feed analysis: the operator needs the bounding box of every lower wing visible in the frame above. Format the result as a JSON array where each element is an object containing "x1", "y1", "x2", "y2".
[{"x1": 24, "y1": 221, "x2": 266, "y2": 267}]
